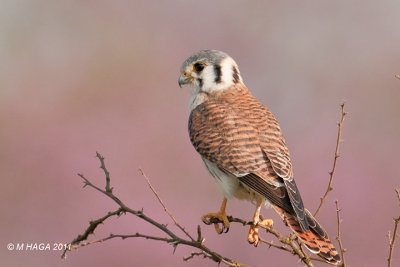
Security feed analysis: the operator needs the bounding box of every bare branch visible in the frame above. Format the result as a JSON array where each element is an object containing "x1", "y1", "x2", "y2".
[
  {"x1": 139, "y1": 168, "x2": 194, "y2": 241},
  {"x1": 69, "y1": 233, "x2": 176, "y2": 250},
  {"x1": 61, "y1": 208, "x2": 124, "y2": 259},
  {"x1": 335, "y1": 200, "x2": 347, "y2": 267},
  {"x1": 259, "y1": 237, "x2": 292, "y2": 253},
  {"x1": 314, "y1": 103, "x2": 347, "y2": 217},
  {"x1": 62, "y1": 153, "x2": 245, "y2": 267},
  {"x1": 388, "y1": 188, "x2": 400, "y2": 267}
]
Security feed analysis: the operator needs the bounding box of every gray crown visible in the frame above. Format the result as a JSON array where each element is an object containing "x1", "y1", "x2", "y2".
[{"x1": 180, "y1": 50, "x2": 230, "y2": 72}]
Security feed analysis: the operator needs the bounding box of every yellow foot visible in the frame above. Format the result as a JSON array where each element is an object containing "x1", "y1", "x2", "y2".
[
  {"x1": 248, "y1": 218, "x2": 273, "y2": 246},
  {"x1": 202, "y1": 211, "x2": 230, "y2": 234}
]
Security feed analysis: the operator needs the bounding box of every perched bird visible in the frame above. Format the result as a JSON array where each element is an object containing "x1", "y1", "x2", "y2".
[{"x1": 178, "y1": 50, "x2": 341, "y2": 265}]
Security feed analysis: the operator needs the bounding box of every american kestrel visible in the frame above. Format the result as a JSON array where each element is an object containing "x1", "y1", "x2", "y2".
[{"x1": 178, "y1": 50, "x2": 340, "y2": 264}]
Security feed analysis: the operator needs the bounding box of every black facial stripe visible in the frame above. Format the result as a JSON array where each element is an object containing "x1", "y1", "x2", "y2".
[
  {"x1": 198, "y1": 78, "x2": 203, "y2": 88},
  {"x1": 232, "y1": 66, "x2": 240, "y2": 84},
  {"x1": 214, "y1": 65, "x2": 222, "y2": 83}
]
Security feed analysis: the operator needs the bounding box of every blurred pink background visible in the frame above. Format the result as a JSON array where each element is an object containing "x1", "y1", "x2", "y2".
[{"x1": 1, "y1": 1, "x2": 400, "y2": 266}]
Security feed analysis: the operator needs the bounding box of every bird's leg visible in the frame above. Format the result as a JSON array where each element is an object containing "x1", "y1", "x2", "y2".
[
  {"x1": 201, "y1": 197, "x2": 230, "y2": 234},
  {"x1": 248, "y1": 200, "x2": 273, "y2": 246}
]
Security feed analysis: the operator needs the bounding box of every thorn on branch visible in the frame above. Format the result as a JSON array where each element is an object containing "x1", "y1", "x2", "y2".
[
  {"x1": 197, "y1": 225, "x2": 204, "y2": 244},
  {"x1": 183, "y1": 252, "x2": 208, "y2": 261}
]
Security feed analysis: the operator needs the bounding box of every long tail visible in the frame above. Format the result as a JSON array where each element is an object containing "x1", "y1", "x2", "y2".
[{"x1": 273, "y1": 206, "x2": 341, "y2": 265}]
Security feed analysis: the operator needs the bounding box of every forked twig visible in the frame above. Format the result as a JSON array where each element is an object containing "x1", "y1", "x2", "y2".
[
  {"x1": 61, "y1": 208, "x2": 124, "y2": 259},
  {"x1": 62, "y1": 153, "x2": 244, "y2": 267},
  {"x1": 314, "y1": 103, "x2": 347, "y2": 217}
]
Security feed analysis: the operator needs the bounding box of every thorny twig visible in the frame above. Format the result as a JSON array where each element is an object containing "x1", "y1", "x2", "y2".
[
  {"x1": 314, "y1": 103, "x2": 347, "y2": 217},
  {"x1": 60, "y1": 208, "x2": 124, "y2": 259},
  {"x1": 62, "y1": 153, "x2": 244, "y2": 267},
  {"x1": 97, "y1": 152, "x2": 112, "y2": 193},
  {"x1": 183, "y1": 252, "x2": 210, "y2": 261},
  {"x1": 335, "y1": 200, "x2": 347, "y2": 267},
  {"x1": 388, "y1": 189, "x2": 400, "y2": 267}
]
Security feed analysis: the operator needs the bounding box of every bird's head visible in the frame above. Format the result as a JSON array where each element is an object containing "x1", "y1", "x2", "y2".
[{"x1": 178, "y1": 50, "x2": 242, "y2": 94}]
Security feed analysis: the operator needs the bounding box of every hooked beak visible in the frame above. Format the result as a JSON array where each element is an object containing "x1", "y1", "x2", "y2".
[{"x1": 178, "y1": 73, "x2": 191, "y2": 88}]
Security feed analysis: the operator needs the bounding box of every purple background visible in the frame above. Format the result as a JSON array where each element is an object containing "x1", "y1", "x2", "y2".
[{"x1": 1, "y1": 1, "x2": 400, "y2": 266}]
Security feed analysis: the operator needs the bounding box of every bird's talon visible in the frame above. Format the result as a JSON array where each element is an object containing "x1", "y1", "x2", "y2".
[
  {"x1": 202, "y1": 217, "x2": 212, "y2": 225},
  {"x1": 247, "y1": 218, "x2": 273, "y2": 246},
  {"x1": 248, "y1": 224, "x2": 260, "y2": 247},
  {"x1": 201, "y1": 211, "x2": 230, "y2": 235}
]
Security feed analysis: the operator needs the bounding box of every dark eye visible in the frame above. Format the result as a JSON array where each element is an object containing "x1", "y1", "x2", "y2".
[{"x1": 193, "y1": 62, "x2": 205, "y2": 72}]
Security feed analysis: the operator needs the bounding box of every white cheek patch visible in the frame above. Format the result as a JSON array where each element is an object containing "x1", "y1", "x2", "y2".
[
  {"x1": 200, "y1": 66, "x2": 217, "y2": 92},
  {"x1": 201, "y1": 57, "x2": 243, "y2": 93},
  {"x1": 220, "y1": 57, "x2": 235, "y2": 85}
]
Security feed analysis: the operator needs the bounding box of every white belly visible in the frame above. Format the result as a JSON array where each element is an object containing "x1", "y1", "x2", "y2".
[{"x1": 202, "y1": 158, "x2": 269, "y2": 207}]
